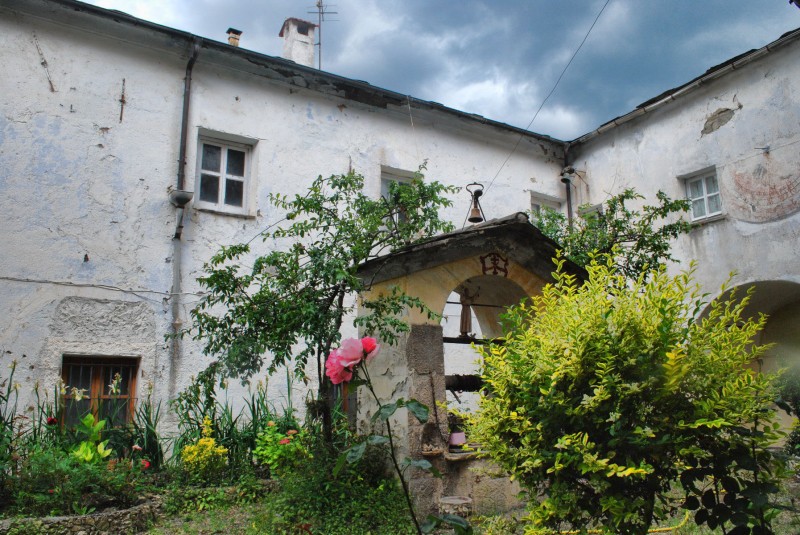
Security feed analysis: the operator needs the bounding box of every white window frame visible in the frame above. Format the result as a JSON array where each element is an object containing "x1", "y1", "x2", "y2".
[
  {"x1": 529, "y1": 191, "x2": 563, "y2": 215},
  {"x1": 195, "y1": 137, "x2": 252, "y2": 216},
  {"x1": 380, "y1": 167, "x2": 416, "y2": 225},
  {"x1": 682, "y1": 167, "x2": 722, "y2": 222},
  {"x1": 577, "y1": 203, "x2": 603, "y2": 219}
]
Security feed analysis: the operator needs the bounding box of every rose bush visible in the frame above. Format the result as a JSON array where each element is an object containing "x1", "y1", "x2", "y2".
[{"x1": 325, "y1": 336, "x2": 380, "y2": 385}]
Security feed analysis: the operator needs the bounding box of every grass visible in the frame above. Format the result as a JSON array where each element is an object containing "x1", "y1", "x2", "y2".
[{"x1": 147, "y1": 502, "x2": 277, "y2": 535}]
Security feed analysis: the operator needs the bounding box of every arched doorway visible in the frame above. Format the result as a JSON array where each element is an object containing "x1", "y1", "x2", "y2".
[
  {"x1": 442, "y1": 276, "x2": 527, "y2": 413},
  {"x1": 707, "y1": 280, "x2": 800, "y2": 429}
]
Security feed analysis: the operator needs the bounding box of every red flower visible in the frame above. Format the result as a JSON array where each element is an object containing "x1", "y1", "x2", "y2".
[
  {"x1": 361, "y1": 336, "x2": 380, "y2": 362},
  {"x1": 140, "y1": 459, "x2": 151, "y2": 469},
  {"x1": 46, "y1": 417, "x2": 58, "y2": 426},
  {"x1": 361, "y1": 337, "x2": 377, "y2": 355},
  {"x1": 279, "y1": 438, "x2": 291, "y2": 445}
]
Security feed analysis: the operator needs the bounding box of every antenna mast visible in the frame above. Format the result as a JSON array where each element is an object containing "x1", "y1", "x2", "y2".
[{"x1": 309, "y1": 1, "x2": 337, "y2": 70}]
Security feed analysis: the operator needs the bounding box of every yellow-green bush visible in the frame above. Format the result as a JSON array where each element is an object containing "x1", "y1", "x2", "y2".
[
  {"x1": 468, "y1": 256, "x2": 787, "y2": 535},
  {"x1": 181, "y1": 416, "x2": 228, "y2": 484}
]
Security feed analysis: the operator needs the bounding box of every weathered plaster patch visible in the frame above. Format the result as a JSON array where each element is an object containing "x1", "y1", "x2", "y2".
[
  {"x1": 701, "y1": 107, "x2": 736, "y2": 136},
  {"x1": 51, "y1": 296, "x2": 155, "y2": 342}
]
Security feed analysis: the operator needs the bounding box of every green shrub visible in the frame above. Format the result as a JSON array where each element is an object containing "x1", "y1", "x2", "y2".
[
  {"x1": 171, "y1": 366, "x2": 288, "y2": 481},
  {"x1": 469, "y1": 257, "x2": 787, "y2": 535},
  {"x1": 265, "y1": 456, "x2": 415, "y2": 534},
  {"x1": 0, "y1": 360, "x2": 20, "y2": 507},
  {"x1": 10, "y1": 446, "x2": 146, "y2": 516},
  {"x1": 253, "y1": 423, "x2": 310, "y2": 478},
  {"x1": 163, "y1": 485, "x2": 229, "y2": 514},
  {"x1": 251, "y1": 414, "x2": 415, "y2": 534}
]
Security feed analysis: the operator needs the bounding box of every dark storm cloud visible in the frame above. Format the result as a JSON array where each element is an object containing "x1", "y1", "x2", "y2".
[{"x1": 89, "y1": 0, "x2": 800, "y2": 139}]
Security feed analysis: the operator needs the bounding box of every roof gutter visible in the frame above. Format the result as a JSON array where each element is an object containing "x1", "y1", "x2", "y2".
[{"x1": 569, "y1": 28, "x2": 800, "y2": 148}]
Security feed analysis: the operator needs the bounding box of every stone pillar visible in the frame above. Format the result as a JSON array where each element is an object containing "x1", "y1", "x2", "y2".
[{"x1": 405, "y1": 324, "x2": 449, "y2": 516}]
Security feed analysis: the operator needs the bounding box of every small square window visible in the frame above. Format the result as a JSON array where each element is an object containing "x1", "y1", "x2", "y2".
[
  {"x1": 683, "y1": 169, "x2": 722, "y2": 221},
  {"x1": 61, "y1": 356, "x2": 138, "y2": 427},
  {"x1": 195, "y1": 137, "x2": 252, "y2": 215}
]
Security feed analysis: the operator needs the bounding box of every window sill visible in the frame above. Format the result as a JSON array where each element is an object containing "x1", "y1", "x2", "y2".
[
  {"x1": 193, "y1": 205, "x2": 257, "y2": 220},
  {"x1": 690, "y1": 213, "x2": 726, "y2": 228}
]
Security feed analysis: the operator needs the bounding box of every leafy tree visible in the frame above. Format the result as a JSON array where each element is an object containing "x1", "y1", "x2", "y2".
[
  {"x1": 187, "y1": 168, "x2": 456, "y2": 399},
  {"x1": 468, "y1": 256, "x2": 787, "y2": 535},
  {"x1": 533, "y1": 188, "x2": 692, "y2": 279}
]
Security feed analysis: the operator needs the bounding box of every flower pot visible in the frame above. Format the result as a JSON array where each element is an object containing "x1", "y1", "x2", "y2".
[{"x1": 448, "y1": 431, "x2": 466, "y2": 446}]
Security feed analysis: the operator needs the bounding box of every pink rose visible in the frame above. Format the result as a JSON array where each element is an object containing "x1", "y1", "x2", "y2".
[
  {"x1": 279, "y1": 438, "x2": 291, "y2": 445},
  {"x1": 337, "y1": 338, "x2": 364, "y2": 367},
  {"x1": 325, "y1": 350, "x2": 353, "y2": 385},
  {"x1": 361, "y1": 337, "x2": 380, "y2": 363}
]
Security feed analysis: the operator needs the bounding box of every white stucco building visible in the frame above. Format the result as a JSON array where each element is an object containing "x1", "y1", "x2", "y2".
[{"x1": 1, "y1": 0, "x2": 798, "y2": 427}]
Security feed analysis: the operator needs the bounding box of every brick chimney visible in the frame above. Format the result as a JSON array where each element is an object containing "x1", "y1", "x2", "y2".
[
  {"x1": 279, "y1": 18, "x2": 317, "y2": 67},
  {"x1": 227, "y1": 27, "x2": 242, "y2": 47}
]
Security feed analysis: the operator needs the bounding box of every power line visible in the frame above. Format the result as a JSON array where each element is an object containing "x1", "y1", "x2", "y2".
[
  {"x1": 485, "y1": 0, "x2": 612, "y2": 194},
  {"x1": 0, "y1": 275, "x2": 205, "y2": 304}
]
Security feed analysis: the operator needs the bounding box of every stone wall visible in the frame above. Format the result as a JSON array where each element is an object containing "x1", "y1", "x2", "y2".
[{"x1": 0, "y1": 497, "x2": 162, "y2": 535}]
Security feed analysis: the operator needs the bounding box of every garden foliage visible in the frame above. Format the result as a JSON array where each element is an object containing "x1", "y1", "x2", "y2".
[
  {"x1": 468, "y1": 256, "x2": 787, "y2": 535},
  {"x1": 180, "y1": 416, "x2": 229, "y2": 485},
  {"x1": 0, "y1": 361, "x2": 162, "y2": 518},
  {"x1": 533, "y1": 188, "x2": 692, "y2": 279},
  {"x1": 170, "y1": 362, "x2": 290, "y2": 479},
  {"x1": 252, "y1": 422, "x2": 310, "y2": 478}
]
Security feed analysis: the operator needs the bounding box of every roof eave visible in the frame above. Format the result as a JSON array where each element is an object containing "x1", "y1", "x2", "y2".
[{"x1": 568, "y1": 26, "x2": 800, "y2": 147}]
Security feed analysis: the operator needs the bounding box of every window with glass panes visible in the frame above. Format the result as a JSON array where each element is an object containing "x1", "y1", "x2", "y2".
[
  {"x1": 380, "y1": 168, "x2": 415, "y2": 225},
  {"x1": 685, "y1": 171, "x2": 722, "y2": 221},
  {"x1": 61, "y1": 357, "x2": 138, "y2": 427},
  {"x1": 197, "y1": 139, "x2": 249, "y2": 213}
]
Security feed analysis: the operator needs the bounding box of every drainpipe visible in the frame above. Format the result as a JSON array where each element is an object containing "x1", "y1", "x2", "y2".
[
  {"x1": 168, "y1": 37, "x2": 202, "y2": 395},
  {"x1": 560, "y1": 166, "x2": 575, "y2": 228}
]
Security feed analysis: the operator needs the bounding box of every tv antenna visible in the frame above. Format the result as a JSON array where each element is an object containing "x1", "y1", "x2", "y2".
[{"x1": 308, "y1": 1, "x2": 338, "y2": 70}]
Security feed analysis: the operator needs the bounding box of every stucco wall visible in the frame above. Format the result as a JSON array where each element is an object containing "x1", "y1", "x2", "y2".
[
  {"x1": 0, "y1": 0, "x2": 565, "y2": 421},
  {"x1": 568, "y1": 40, "x2": 800, "y2": 295},
  {"x1": 0, "y1": 6, "x2": 183, "y2": 414}
]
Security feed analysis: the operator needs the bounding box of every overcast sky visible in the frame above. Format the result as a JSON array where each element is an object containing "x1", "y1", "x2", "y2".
[{"x1": 86, "y1": 0, "x2": 800, "y2": 140}]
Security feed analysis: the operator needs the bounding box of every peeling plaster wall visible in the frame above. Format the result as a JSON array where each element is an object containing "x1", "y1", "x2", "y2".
[
  {"x1": 569, "y1": 40, "x2": 800, "y2": 296},
  {"x1": 0, "y1": 8, "x2": 182, "y2": 411},
  {"x1": 0, "y1": 1, "x2": 564, "y2": 420}
]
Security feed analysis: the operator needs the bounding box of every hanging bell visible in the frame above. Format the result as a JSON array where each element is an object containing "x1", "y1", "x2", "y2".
[
  {"x1": 465, "y1": 182, "x2": 485, "y2": 224},
  {"x1": 468, "y1": 201, "x2": 483, "y2": 223}
]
